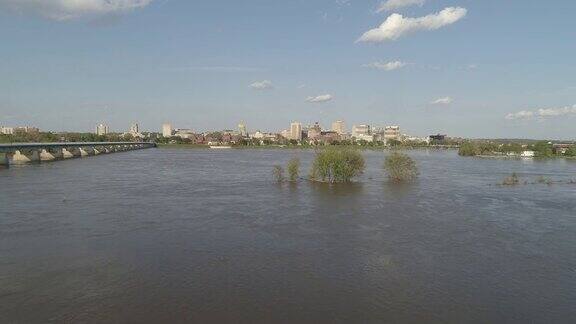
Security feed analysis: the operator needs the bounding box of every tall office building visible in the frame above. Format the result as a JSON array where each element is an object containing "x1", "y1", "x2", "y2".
[
  {"x1": 95, "y1": 123, "x2": 109, "y2": 136},
  {"x1": 238, "y1": 121, "x2": 247, "y2": 137},
  {"x1": 352, "y1": 124, "x2": 371, "y2": 138},
  {"x1": 290, "y1": 122, "x2": 302, "y2": 141},
  {"x1": 162, "y1": 123, "x2": 173, "y2": 137},
  {"x1": 332, "y1": 120, "x2": 346, "y2": 135},
  {"x1": 384, "y1": 126, "x2": 401, "y2": 141}
]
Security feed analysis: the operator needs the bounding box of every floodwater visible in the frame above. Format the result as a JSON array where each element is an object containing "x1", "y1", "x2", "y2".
[{"x1": 1, "y1": 149, "x2": 575, "y2": 323}]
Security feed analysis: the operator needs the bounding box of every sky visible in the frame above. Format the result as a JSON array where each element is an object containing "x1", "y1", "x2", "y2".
[{"x1": 0, "y1": 0, "x2": 575, "y2": 139}]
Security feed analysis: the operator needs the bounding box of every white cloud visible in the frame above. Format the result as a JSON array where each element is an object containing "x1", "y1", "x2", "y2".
[
  {"x1": 363, "y1": 60, "x2": 407, "y2": 71},
  {"x1": 431, "y1": 97, "x2": 453, "y2": 105},
  {"x1": 505, "y1": 110, "x2": 535, "y2": 120},
  {"x1": 306, "y1": 94, "x2": 333, "y2": 103},
  {"x1": 506, "y1": 105, "x2": 576, "y2": 120},
  {"x1": 357, "y1": 7, "x2": 467, "y2": 43},
  {"x1": 376, "y1": 0, "x2": 425, "y2": 13},
  {"x1": 249, "y1": 80, "x2": 273, "y2": 90},
  {"x1": 0, "y1": 0, "x2": 153, "y2": 20}
]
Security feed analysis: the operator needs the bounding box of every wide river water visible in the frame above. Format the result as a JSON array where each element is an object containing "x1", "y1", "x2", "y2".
[{"x1": 1, "y1": 148, "x2": 575, "y2": 323}]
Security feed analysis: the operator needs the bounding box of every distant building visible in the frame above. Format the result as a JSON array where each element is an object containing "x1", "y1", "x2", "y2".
[
  {"x1": 521, "y1": 151, "x2": 535, "y2": 157},
  {"x1": 352, "y1": 125, "x2": 371, "y2": 138},
  {"x1": 290, "y1": 122, "x2": 302, "y2": 141},
  {"x1": 319, "y1": 131, "x2": 340, "y2": 144},
  {"x1": 238, "y1": 122, "x2": 247, "y2": 137},
  {"x1": 95, "y1": 123, "x2": 109, "y2": 136},
  {"x1": 162, "y1": 123, "x2": 173, "y2": 137},
  {"x1": 356, "y1": 133, "x2": 374, "y2": 142},
  {"x1": 281, "y1": 129, "x2": 291, "y2": 139},
  {"x1": 130, "y1": 123, "x2": 139, "y2": 134},
  {"x1": 125, "y1": 123, "x2": 143, "y2": 139},
  {"x1": 174, "y1": 129, "x2": 195, "y2": 140},
  {"x1": 13, "y1": 126, "x2": 39, "y2": 134},
  {"x1": 0, "y1": 126, "x2": 14, "y2": 135},
  {"x1": 307, "y1": 122, "x2": 322, "y2": 140},
  {"x1": 552, "y1": 143, "x2": 574, "y2": 155},
  {"x1": 429, "y1": 134, "x2": 447, "y2": 142},
  {"x1": 331, "y1": 120, "x2": 346, "y2": 135},
  {"x1": 384, "y1": 126, "x2": 401, "y2": 141}
]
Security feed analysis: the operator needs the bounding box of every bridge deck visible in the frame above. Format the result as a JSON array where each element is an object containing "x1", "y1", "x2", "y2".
[{"x1": 0, "y1": 142, "x2": 155, "y2": 153}]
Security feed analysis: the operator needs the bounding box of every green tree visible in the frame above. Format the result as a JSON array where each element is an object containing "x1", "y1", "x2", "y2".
[
  {"x1": 287, "y1": 158, "x2": 300, "y2": 182},
  {"x1": 458, "y1": 142, "x2": 477, "y2": 156},
  {"x1": 384, "y1": 152, "x2": 419, "y2": 182},
  {"x1": 532, "y1": 141, "x2": 553, "y2": 157},
  {"x1": 310, "y1": 147, "x2": 365, "y2": 183},
  {"x1": 273, "y1": 165, "x2": 285, "y2": 183},
  {"x1": 565, "y1": 146, "x2": 576, "y2": 157}
]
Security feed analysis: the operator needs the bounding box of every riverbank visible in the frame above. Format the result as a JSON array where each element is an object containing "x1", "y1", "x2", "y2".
[{"x1": 156, "y1": 143, "x2": 458, "y2": 151}]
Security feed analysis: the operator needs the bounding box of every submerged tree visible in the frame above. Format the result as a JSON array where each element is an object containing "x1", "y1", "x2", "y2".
[
  {"x1": 273, "y1": 165, "x2": 285, "y2": 183},
  {"x1": 502, "y1": 172, "x2": 520, "y2": 186},
  {"x1": 287, "y1": 158, "x2": 300, "y2": 182},
  {"x1": 383, "y1": 152, "x2": 418, "y2": 182},
  {"x1": 309, "y1": 147, "x2": 365, "y2": 183}
]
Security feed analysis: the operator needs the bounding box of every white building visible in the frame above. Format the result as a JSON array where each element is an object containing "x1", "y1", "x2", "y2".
[
  {"x1": 1, "y1": 126, "x2": 14, "y2": 135},
  {"x1": 356, "y1": 133, "x2": 374, "y2": 142},
  {"x1": 95, "y1": 123, "x2": 109, "y2": 136},
  {"x1": 238, "y1": 122, "x2": 247, "y2": 137},
  {"x1": 521, "y1": 151, "x2": 535, "y2": 157},
  {"x1": 162, "y1": 123, "x2": 173, "y2": 137},
  {"x1": 290, "y1": 122, "x2": 302, "y2": 141},
  {"x1": 331, "y1": 120, "x2": 346, "y2": 135},
  {"x1": 174, "y1": 129, "x2": 195, "y2": 139},
  {"x1": 130, "y1": 123, "x2": 139, "y2": 134},
  {"x1": 384, "y1": 126, "x2": 401, "y2": 142},
  {"x1": 352, "y1": 125, "x2": 371, "y2": 138}
]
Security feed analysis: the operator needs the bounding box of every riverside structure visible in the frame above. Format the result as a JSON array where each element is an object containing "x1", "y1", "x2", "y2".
[{"x1": 0, "y1": 142, "x2": 156, "y2": 166}]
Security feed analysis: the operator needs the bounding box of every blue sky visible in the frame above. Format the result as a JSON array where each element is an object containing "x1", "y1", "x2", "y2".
[{"x1": 0, "y1": 0, "x2": 575, "y2": 139}]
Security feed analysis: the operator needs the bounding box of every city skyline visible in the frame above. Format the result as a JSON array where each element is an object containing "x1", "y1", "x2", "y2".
[{"x1": 1, "y1": 1, "x2": 575, "y2": 139}]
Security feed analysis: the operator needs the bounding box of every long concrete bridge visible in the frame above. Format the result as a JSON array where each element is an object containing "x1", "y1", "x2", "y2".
[{"x1": 0, "y1": 142, "x2": 156, "y2": 166}]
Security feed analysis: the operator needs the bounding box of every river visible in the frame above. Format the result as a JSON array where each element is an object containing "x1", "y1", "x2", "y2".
[{"x1": 1, "y1": 149, "x2": 575, "y2": 323}]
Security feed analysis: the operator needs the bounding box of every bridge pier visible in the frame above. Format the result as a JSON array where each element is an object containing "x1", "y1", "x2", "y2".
[
  {"x1": 61, "y1": 148, "x2": 75, "y2": 159},
  {"x1": 40, "y1": 149, "x2": 62, "y2": 162},
  {"x1": 0, "y1": 142, "x2": 155, "y2": 166},
  {"x1": 0, "y1": 153, "x2": 8, "y2": 166},
  {"x1": 10, "y1": 150, "x2": 40, "y2": 164},
  {"x1": 79, "y1": 147, "x2": 90, "y2": 157}
]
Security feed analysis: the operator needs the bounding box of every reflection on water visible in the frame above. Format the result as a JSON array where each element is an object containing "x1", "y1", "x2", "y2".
[
  {"x1": 1, "y1": 149, "x2": 576, "y2": 323},
  {"x1": 308, "y1": 181, "x2": 364, "y2": 197}
]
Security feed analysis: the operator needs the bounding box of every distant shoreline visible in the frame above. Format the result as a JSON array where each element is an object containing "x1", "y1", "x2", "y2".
[{"x1": 156, "y1": 143, "x2": 459, "y2": 151}]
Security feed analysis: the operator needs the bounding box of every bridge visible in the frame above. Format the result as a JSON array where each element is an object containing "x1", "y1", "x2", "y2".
[{"x1": 0, "y1": 142, "x2": 156, "y2": 166}]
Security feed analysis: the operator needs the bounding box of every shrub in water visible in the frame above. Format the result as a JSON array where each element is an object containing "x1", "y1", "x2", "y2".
[
  {"x1": 383, "y1": 152, "x2": 418, "y2": 182},
  {"x1": 502, "y1": 173, "x2": 520, "y2": 186},
  {"x1": 273, "y1": 165, "x2": 285, "y2": 183},
  {"x1": 310, "y1": 147, "x2": 365, "y2": 183},
  {"x1": 287, "y1": 158, "x2": 300, "y2": 182}
]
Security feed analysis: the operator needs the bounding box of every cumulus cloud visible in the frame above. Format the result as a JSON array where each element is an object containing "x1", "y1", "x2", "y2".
[
  {"x1": 506, "y1": 105, "x2": 576, "y2": 120},
  {"x1": 306, "y1": 94, "x2": 333, "y2": 103},
  {"x1": 376, "y1": 0, "x2": 425, "y2": 13},
  {"x1": 0, "y1": 0, "x2": 153, "y2": 20},
  {"x1": 363, "y1": 60, "x2": 407, "y2": 71},
  {"x1": 431, "y1": 97, "x2": 453, "y2": 105},
  {"x1": 249, "y1": 80, "x2": 273, "y2": 90},
  {"x1": 357, "y1": 7, "x2": 467, "y2": 43}
]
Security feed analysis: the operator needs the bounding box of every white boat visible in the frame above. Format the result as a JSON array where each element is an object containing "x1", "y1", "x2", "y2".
[{"x1": 209, "y1": 145, "x2": 232, "y2": 149}]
